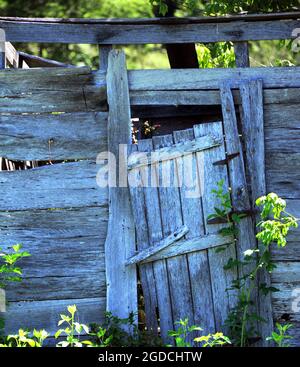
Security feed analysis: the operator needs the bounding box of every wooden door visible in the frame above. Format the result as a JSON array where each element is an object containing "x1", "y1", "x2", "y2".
[{"x1": 126, "y1": 81, "x2": 273, "y2": 345}]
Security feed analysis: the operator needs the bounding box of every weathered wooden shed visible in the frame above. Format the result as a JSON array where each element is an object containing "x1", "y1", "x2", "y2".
[{"x1": 0, "y1": 12, "x2": 299, "y2": 345}]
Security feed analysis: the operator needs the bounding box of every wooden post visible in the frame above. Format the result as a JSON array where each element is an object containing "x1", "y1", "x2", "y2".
[
  {"x1": 234, "y1": 42, "x2": 250, "y2": 67},
  {"x1": 105, "y1": 50, "x2": 137, "y2": 321},
  {"x1": 99, "y1": 45, "x2": 112, "y2": 71},
  {"x1": 239, "y1": 79, "x2": 274, "y2": 345}
]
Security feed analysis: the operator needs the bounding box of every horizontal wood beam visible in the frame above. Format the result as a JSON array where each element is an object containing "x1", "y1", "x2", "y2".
[
  {"x1": 19, "y1": 51, "x2": 74, "y2": 68},
  {"x1": 0, "y1": 112, "x2": 108, "y2": 161},
  {"x1": 126, "y1": 225, "x2": 189, "y2": 265},
  {"x1": 0, "y1": 17, "x2": 298, "y2": 44},
  {"x1": 140, "y1": 233, "x2": 234, "y2": 263},
  {"x1": 128, "y1": 67, "x2": 300, "y2": 90}
]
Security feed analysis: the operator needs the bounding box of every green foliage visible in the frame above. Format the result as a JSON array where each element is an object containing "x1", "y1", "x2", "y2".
[
  {"x1": 266, "y1": 322, "x2": 294, "y2": 347},
  {"x1": 0, "y1": 244, "x2": 31, "y2": 289},
  {"x1": 209, "y1": 183, "x2": 299, "y2": 346},
  {"x1": 55, "y1": 305, "x2": 90, "y2": 347},
  {"x1": 0, "y1": 329, "x2": 49, "y2": 347},
  {"x1": 168, "y1": 318, "x2": 231, "y2": 347}
]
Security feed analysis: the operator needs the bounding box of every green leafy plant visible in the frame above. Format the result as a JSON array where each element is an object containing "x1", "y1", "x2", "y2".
[
  {"x1": 0, "y1": 329, "x2": 49, "y2": 347},
  {"x1": 168, "y1": 318, "x2": 231, "y2": 347},
  {"x1": 266, "y1": 322, "x2": 294, "y2": 347},
  {"x1": 209, "y1": 182, "x2": 298, "y2": 346},
  {"x1": 0, "y1": 244, "x2": 31, "y2": 289},
  {"x1": 55, "y1": 305, "x2": 90, "y2": 347}
]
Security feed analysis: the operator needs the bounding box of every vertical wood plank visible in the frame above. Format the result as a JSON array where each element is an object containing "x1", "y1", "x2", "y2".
[
  {"x1": 234, "y1": 42, "x2": 250, "y2": 67},
  {"x1": 194, "y1": 122, "x2": 237, "y2": 332},
  {"x1": 105, "y1": 50, "x2": 137, "y2": 321},
  {"x1": 152, "y1": 134, "x2": 195, "y2": 340},
  {"x1": 138, "y1": 138, "x2": 174, "y2": 342},
  {"x1": 173, "y1": 128, "x2": 215, "y2": 334},
  {"x1": 239, "y1": 79, "x2": 273, "y2": 345},
  {"x1": 220, "y1": 84, "x2": 260, "y2": 339},
  {"x1": 99, "y1": 45, "x2": 113, "y2": 70},
  {"x1": 127, "y1": 144, "x2": 158, "y2": 333}
]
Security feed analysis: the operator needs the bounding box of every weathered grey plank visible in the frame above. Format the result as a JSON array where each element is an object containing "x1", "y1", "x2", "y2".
[
  {"x1": 271, "y1": 262, "x2": 300, "y2": 284},
  {"x1": 152, "y1": 134, "x2": 195, "y2": 338},
  {"x1": 141, "y1": 233, "x2": 234, "y2": 264},
  {"x1": 0, "y1": 17, "x2": 298, "y2": 44},
  {"x1": 266, "y1": 153, "x2": 300, "y2": 199},
  {"x1": 130, "y1": 88, "x2": 300, "y2": 106},
  {"x1": 99, "y1": 45, "x2": 113, "y2": 71},
  {"x1": 127, "y1": 144, "x2": 158, "y2": 332},
  {"x1": 264, "y1": 103, "x2": 300, "y2": 153},
  {"x1": 6, "y1": 273, "x2": 106, "y2": 302},
  {"x1": 194, "y1": 122, "x2": 237, "y2": 332},
  {"x1": 129, "y1": 67, "x2": 300, "y2": 91},
  {"x1": 173, "y1": 127, "x2": 215, "y2": 336},
  {"x1": 5, "y1": 42, "x2": 19, "y2": 68},
  {"x1": 105, "y1": 50, "x2": 137, "y2": 320},
  {"x1": 4, "y1": 297, "x2": 105, "y2": 335},
  {"x1": 126, "y1": 225, "x2": 188, "y2": 265},
  {"x1": 239, "y1": 79, "x2": 273, "y2": 345},
  {"x1": 0, "y1": 112, "x2": 108, "y2": 160},
  {"x1": 137, "y1": 138, "x2": 174, "y2": 342},
  {"x1": 0, "y1": 161, "x2": 108, "y2": 210},
  {"x1": 0, "y1": 67, "x2": 106, "y2": 113},
  {"x1": 272, "y1": 282, "x2": 300, "y2": 322},
  {"x1": 234, "y1": 42, "x2": 250, "y2": 67},
  {"x1": 128, "y1": 135, "x2": 221, "y2": 170}
]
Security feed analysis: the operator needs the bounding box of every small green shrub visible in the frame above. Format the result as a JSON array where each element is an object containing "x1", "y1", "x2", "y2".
[{"x1": 266, "y1": 322, "x2": 294, "y2": 347}]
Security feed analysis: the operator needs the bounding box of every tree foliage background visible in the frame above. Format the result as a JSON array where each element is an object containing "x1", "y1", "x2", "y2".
[{"x1": 0, "y1": 0, "x2": 299, "y2": 68}]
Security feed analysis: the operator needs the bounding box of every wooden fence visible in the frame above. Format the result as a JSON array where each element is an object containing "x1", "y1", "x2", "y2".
[{"x1": 0, "y1": 12, "x2": 299, "y2": 345}]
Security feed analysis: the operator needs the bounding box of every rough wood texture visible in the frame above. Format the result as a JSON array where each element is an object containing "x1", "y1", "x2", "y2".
[
  {"x1": 130, "y1": 88, "x2": 300, "y2": 106},
  {"x1": 128, "y1": 67, "x2": 300, "y2": 91},
  {"x1": 0, "y1": 16, "x2": 298, "y2": 44},
  {"x1": 0, "y1": 161, "x2": 108, "y2": 210},
  {"x1": 266, "y1": 152, "x2": 300, "y2": 199},
  {"x1": 128, "y1": 134, "x2": 221, "y2": 170},
  {"x1": 99, "y1": 45, "x2": 112, "y2": 70},
  {"x1": 221, "y1": 85, "x2": 261, "y2": 337},
  {"x1": 126, "y1": 225, "x2": 188, "y2": 265},
  {"x1": 194, "y1": 122, "x2": 237, "y2": 332},
  {"x1": 5, "y1": 42, "x2": 19, "y2": 67},
  {"x1": 105, "y1": 50, "x2": 137, "y2": 320},
  {"x1": 137, "y1": 138, "x2": 174, "y2": 342},
  {"x1": 0, "y1": 112, "x2": 108, "y2": 161},
  {"x1": 5, "y1": 298, "x2": 105, "y2": 335},
  {"x1": 239, "y1": 79, "x2": 273, "y2": 345},
  {"x1": 18, "y1": 51, "x2": 74, "y2": 68},
  {"x1": 234, "y1": 42, "x2": 250, "y2": 67},
  {"x1": 152, "y1": 133, "x2": 195, "y2": 342},
  {"x1": 0, "y1": 67, "x2": 106, "y2": 113}
]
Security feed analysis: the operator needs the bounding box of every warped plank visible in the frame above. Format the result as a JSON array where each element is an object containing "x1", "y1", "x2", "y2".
[
  {"x1": 152, "y1": 134, "x2": 195, "y2": 340},
  {"x1": 128, "y1": 135, "x2": 221, "y2": 170},
  {"x1": 137, "y1": 138, "x2": 174, "y2": 342},
  {"x1": 130, "y1": 88, "x2": 300, "y2": 106},
  {"x1": 129, "y1": 67, "x2": 300, "y2": 91},
  {"x1": 126, "y1": 225, "x2": 188, "y2": 265},
  {"x1": 0, "y1": 112, "x2": 108, "y2": 160},
  {"x1": 141, "y1": 233, "x2": 234, "y2": 264},
  {"x1": 4, "y1": 297, "x2": 105, "y2": 335},
  {"x1": 194, "y1": 121, "x2": 237, "y2": 332},
  {"x1": 0, "y1": 18, "x2": 298, "y2": 44},
  {"x1": 0, "y1": 67, "x2": 106, "y2": 113},
  {"x1": 18, "y1": 51, "x2": 74, "y2": 68},
  {"x1": 0, "y1": 161, "x2": 108, "y2": 210},
  {"x1": 173, "y1": 127, "x2": 215, "y2": 336},
  {"x1": 127, "y1": 144, "x2": 158, "y2": 332},
  {"x1": 266, "y1": 153, "x2": 300, "y2": 199},
  {"x1": 105, "y1": 50, "x2": 137, "y2": 320}
]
